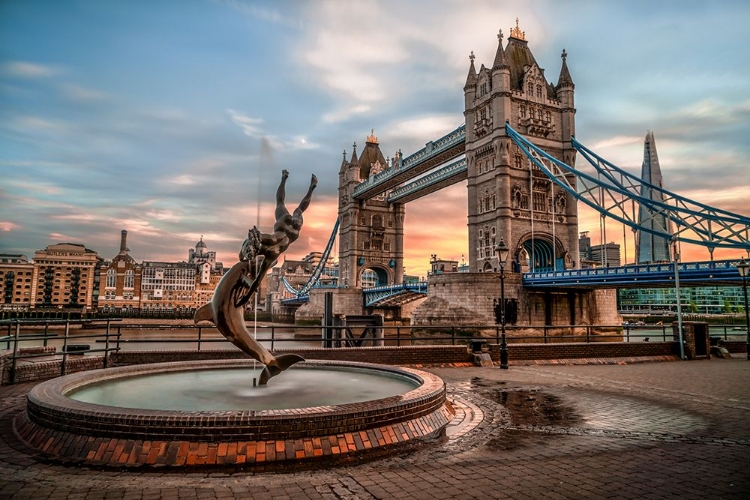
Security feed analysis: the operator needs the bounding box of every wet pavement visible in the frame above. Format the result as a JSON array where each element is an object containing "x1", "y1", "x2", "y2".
[{"x1": 1, "y1": 357, "x2": 749, "y2": 499}]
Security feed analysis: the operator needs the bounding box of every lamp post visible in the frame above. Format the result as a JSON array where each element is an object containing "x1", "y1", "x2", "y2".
[
  {"x1": 495, "y1": 239, "x2": 510, "y2": 369},
  {"x1": 737, "y1": 259, "x2": 750, "y2": 361}
]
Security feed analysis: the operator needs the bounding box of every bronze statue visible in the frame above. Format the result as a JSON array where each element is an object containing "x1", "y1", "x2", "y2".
[{"x1": 194, "y1": 170, "x2": 317, "y2": 384}]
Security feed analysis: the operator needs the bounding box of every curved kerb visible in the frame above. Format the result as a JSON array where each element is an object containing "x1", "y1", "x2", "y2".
[{"x1": 16, "y1": 359, "x2": 453, "y2": 468}]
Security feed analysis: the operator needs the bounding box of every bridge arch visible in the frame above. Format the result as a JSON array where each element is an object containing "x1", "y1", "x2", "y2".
[
  {"x1": 514, "y1": 233, "x2": 568, "y2": 273},
  {"x1": 360, "y1": 265, "x2": 390, "y2": 288}
]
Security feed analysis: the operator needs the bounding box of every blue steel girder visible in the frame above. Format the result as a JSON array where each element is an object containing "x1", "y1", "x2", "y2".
[
  {"x1": 352, "y1": 125, "x2": 466, "y2": 201},
  {"x1": 363, "y1": 282, "x2": 428, "y2": 307},
  {"x1": 523, "y1": 258, "x2": 747, "y2": 289},
  {"x1": 506, "y1": 124, "x2": 750, "y2": 251},
  {"x1": 387, "y1": 157, "x2": 467, "y2": 204},
  {"x1": 280, "y1": 217, "x2": 340, "y2": 300}
]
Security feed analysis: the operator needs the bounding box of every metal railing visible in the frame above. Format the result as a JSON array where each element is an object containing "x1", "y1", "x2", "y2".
[
  {"x1": 1, "y1": 318, "x2": 122, "y2": 384},
  {"x1": 4, "y1": 320, "x2": 746, "y2": 384}
]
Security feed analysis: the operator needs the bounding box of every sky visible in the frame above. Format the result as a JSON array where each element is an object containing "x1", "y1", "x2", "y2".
[{"x1": 1, "y1": 0, "x2": 749, "y2": 278}]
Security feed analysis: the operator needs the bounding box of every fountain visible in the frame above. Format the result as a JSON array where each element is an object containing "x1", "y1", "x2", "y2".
[{"x1": 15, "y1": 171, "x2": 454, "y2": 467}]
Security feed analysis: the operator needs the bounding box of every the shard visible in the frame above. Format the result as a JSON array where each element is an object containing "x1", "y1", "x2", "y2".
[{"x1": 636, "y1": 131, "x2": 673, "y2": 263}]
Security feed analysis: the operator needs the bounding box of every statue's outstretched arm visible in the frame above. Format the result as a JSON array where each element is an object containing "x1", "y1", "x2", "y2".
[{"x1": 293, "y1": 174, "x2": 318, "y2": 217}]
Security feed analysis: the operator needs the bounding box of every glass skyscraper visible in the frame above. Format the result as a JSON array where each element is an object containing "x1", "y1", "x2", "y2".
[{"x1": 636, "y1": 132, "x2": 672, "y2": 263}]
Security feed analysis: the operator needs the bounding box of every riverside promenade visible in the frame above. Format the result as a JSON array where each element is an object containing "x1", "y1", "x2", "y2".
[{"x1": 1, "y1": 357, "x2": 748, "y2": 499}]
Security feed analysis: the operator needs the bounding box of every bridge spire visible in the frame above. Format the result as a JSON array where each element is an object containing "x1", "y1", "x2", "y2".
[
  {"x1": 556, "y1": 48, "x2": 574, "y2": 88},
  {"x1": 464, "y1": 51, "x2": 477, "y2": 90},
  {"x1": 509, "y1": 18, "x2": 526, "y2": 41},
  {"x1": 492, "y1": 29, "x2": 509, "y2": 69}
]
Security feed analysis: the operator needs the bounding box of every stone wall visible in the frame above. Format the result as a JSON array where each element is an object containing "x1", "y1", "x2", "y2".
[
  {"x1": 295, "y1": 288, "x2": 364, "y2": 323},
  {"x1": 412, "y1": 271, "x2": 622, "y2": 327},
  {"x1": 412, "y1": 272, "x2": 505, "y2": 325}
]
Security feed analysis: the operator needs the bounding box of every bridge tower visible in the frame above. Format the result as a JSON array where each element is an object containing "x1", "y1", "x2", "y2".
[
  {"x1": 338, "y1": 131, "x2": 405, "y2": 288},
  {"x1": 464, "y1": 22, "x2": 579, "y2": 274}
]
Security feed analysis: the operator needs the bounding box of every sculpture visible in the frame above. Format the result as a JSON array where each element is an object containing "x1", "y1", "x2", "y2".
[{"x1": 194, "y1": 170, "x2": 317, "y2": 384}]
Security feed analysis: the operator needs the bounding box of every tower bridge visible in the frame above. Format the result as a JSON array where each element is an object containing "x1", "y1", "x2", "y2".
[{"x1": 279, "y1": 22, "x2": 750, "y2": 327}]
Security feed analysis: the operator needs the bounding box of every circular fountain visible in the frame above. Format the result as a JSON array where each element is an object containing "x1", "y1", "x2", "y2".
[{"x1": 16, "y1": 359, "x2": 453, "y2": 468}]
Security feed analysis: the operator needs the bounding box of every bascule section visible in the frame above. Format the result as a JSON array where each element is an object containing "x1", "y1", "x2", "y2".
[
  {"x1": 338, "y1": 131, "x2": 405, "y2": 289},
  {"x1": 464, "y1": 23, "x2": 578, "y2": 275}
]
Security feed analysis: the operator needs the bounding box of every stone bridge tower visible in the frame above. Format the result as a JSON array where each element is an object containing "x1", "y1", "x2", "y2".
[
  {"x1": 464, "y1": 21, "x2": 579, "y2": 274},
  {"x1": 338, "y1": 132, "x2": 405, "y2": 288}
]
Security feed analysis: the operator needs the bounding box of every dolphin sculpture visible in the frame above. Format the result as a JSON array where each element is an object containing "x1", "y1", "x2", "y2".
[
  {"x1": 194, "y1": 170, "x2": 316, "y2": 384},
  {"x1": 194, "y1": 254, "x2": 304, "y2": 385}
]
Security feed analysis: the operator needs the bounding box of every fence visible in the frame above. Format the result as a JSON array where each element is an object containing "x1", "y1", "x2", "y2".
[{"x1": 3, "y1": 319, "x2": 747, "y2": 385}]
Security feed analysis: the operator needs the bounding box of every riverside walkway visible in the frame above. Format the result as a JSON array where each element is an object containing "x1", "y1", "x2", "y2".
[{"x1": 1, "y1": 357, "x2": 748, "y2": 499}]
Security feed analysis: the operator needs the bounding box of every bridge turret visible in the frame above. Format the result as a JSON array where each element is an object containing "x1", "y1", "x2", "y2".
[
  {"x1": 556, "y1": 48, "x2": 576, "y2": 144},
  {"x1": 491, "y1": 29, "x2": 511, "y2": 94},
  {"x1": 463, "y1": 51, "x2": 477, "y2": 141}
]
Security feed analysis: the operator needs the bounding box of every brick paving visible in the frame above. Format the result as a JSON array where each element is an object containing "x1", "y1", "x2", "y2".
[{"x1": 1, "y1": 357, "x2": 748, "y2": 499}]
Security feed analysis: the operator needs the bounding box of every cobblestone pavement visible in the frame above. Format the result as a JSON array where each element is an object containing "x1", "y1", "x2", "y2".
[{"x1": 1, "y1": 358, "x2": 748, "y2": 499}]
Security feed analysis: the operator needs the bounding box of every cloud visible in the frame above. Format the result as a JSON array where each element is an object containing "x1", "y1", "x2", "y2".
[
  {"x1": 60, "y1": 83, "x2": 109, "y2": 101},
  {"x1": 225, "y1": 109, "x2": 320, "y2": 151},
  {"x1": 0, "y1": 221, "x2": 20, "y2": 232},
  {"x1": 322, "y1": 104, "x2": 371, "y2": 124},
  {"x1": 2, "y1": 61, "x2": 58, "y2": 78},
  {"x1": 170, "y1": 175, "x2": 196, "y2": 186},
  {"x1": 210, "y1": 0, "x2": 303, "y2": 28},
  {"x1": 226, "y1": 108, "x2": 265, "y2": 138}
]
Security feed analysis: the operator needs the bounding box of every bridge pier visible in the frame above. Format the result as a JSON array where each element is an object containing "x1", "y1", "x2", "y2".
[
  {"x1": 295, "y1": 288, "x2": 364, "y2": 323},
  {"x1": 411, "y1": 272, "x2": 621, "y2": 331}
]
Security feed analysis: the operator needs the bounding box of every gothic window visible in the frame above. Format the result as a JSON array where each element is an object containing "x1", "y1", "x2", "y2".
[
  {"x1": 514, "y1": 154, "x2": 522, "y2": 169},
  {"x1": 533, "y1": 192, "x2": 547, "y2": 212},
  {"x1": 491, "y1": 194, "x2": 496, "y2": 210},
  {"x1": 372, "y1": 215, "x2": 383, "y2": 229},
  {"x1": 388, "y1": 218, "x2": 393, "y2": 228},
  {"x1": 384, "y1": 241, "x2": 390, "y2": 252},
  {"x1": 372, "y1": 240, "x2": 382, "y2": 251},
  {"x1": 363, "y1": 241, "x2": 370, "y2": 250},
  {"x1": 484, "y1": 197, "x2": 490, "y2": 212},
  {"x1": 536, "y1": 85, "x2": 542, "y2": 98},
  {"x1": 520, "y1": 106, "x2": 526, "y2": 118},
  {"x1": 124, "y1": 270, "x2": 134, "y2": 289},
  {"x1": 360, "y1": 216, "x2": 366, "y2": 226},
  {"x1": 106, "y1": 269, "x2": 116, "y2": 288},
  {"x1": 527, "y1": 82, "x2": 533, "y2": 95},
  {"x1": 545, "y1": 111, "x2": 551, "y2": 122}
]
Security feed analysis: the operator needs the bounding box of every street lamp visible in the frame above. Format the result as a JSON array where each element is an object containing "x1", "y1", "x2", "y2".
[
  {"x1": 737, "y1": 259, "x2": 750, "y2": 361},
  {"x1": 495, "y1": 239, "x2": 510, "y2": 369}
]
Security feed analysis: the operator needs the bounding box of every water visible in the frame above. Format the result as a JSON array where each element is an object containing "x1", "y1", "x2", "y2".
[{"x1": 67, "y1": 365, "x2": 419, "y2": 411}]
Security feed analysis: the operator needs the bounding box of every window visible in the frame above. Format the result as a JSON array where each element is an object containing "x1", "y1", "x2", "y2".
[
  {"x1": 106, "y1": 269, "x2": 116, "y2": 288},
  {"x1": 124, "y1": 270, "x2": 134, "y2": 289},
  {"x1": 533, "y1": 192, "x2": 547, "y2": 212},
  {"x1": 536, "y1": 85, "x2": 542, "y2": 98}
]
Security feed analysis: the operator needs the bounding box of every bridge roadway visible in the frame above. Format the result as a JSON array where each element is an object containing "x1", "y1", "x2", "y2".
[{"x1": 523, "y1": 258, "x2": 747, "y2": 289}]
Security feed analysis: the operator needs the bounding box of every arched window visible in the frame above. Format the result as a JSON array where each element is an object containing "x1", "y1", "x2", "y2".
[
  {"x1": 124, "y1": 270, "x2": 134, "y2": 289},
  {"x1": 106, "y1": 269, "x2": 116, "y2": 288}
]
